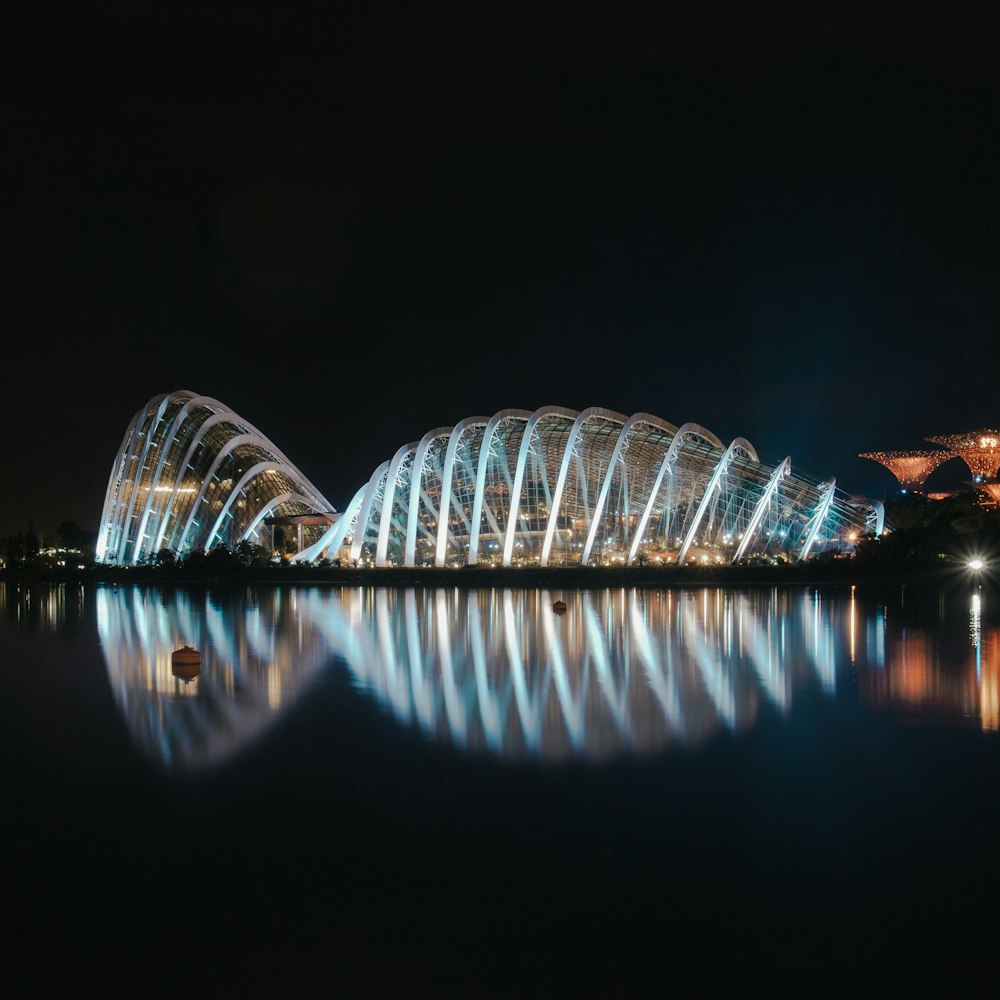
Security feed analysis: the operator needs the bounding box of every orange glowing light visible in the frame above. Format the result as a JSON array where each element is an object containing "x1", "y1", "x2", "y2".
[
  {"x1": 858, "y1": 449, "x2": 954, "y2": 492},
  {"x1": 925, "y1": 429, "x2": 1000, "y2": 482}
]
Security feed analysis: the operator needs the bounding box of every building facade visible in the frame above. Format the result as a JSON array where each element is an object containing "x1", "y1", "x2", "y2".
[
  {"x1": 98, "y1": 394, "x2": 880, "y2": 566},
  {"x1": 295, "y1": 405, "x2": 881, "y2": 567},
  {"x1": 96, "y1": 391, "x2": 334, "y2": 564}
]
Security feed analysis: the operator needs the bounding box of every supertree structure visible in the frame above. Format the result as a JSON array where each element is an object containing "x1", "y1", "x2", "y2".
[
  {"x1": 977, "y1": 480, "x2": 1000, "y2": 507},
  {"x1": 924, "y1": 430, "x2": 1000, "y2": 483},
  {"x1": 858, "y1": 449, "x2": 954, "y2": 493}
]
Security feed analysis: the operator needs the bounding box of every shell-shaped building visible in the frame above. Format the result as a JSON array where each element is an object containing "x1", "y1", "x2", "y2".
[
  {"x1": 295, "y1": 406, "x2": 882, "y2": 567},
  {"x1": 96, "y1": 390, "x2": 334, "y2": 564}
]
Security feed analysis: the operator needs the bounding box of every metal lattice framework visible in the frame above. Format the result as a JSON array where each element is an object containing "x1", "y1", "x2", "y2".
[
  {"x1": 858, "y1": 449, "x2": 955, "y2": 493},
  {"x1": 296, "y1": 406, "x2": 878, "y2": 566},
  {"x1": 96, "y1": 390, "x2": 335, "y2": 564},
  {"x1": 924, "y1": 430, "x2": 1000, "y2": 483}
]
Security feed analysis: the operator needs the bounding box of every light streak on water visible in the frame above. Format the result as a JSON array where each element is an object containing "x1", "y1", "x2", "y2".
[{"x1": 84, "y1": 583, "x2": 1000, "y2": 772}]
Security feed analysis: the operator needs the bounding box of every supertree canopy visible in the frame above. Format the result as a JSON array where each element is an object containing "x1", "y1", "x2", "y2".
[
  {"x1": 925, "y1": 430, "x2": 1000, "y2": 483},
  {"x1": 858, "y1": 449, "x2": 955, "y2": 493}
]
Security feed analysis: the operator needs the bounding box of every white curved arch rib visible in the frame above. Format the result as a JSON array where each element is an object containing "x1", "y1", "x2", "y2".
[
  {"x1": 130, "y1": 391, "x2": 203, "y2": 562},
  {"x1": 242, "y1": 491, "x2": 327, "y2": 545},
  {"x1": 152, "y1": 408, "x2": 249, "y2": 553},
  {"x1": 469, "y1": 409, "x2": 532, "y2": 565},
  {"x1": 115, "y1": 394, "x2": 173, "y2": 564},
  {"x1": 676, "y1": 436, "x2": 757, "y2": 566},
  {"x1": 858, "y1": 500, "x2": 885, "y2": 538},
  {"x1": 502, "y1": 406, "x2": 577, "y2": 567},
  {"x1": 292, "y1": 484, "x2": 366, "y2": 563},
  {"x1": 405, "y1": 428, "x2": 453, "y2": 567},
  {"x1": 154, "y1": 404, "x2": 330, "y2": 556},
  {"x1": 349, "y1": 461, "x2": 391, "y2": 564},
  {"x1": 625, "y1": 422, "x2": 724, "y2": 566},
  {"x1": 375, "y1": 443, "x2": 418, "y2": 567},
  {"x1": 871, "y1": 501, "x2": 885, "y2": 537},
  {"x1": 798, "y1": 477, "x2": 836, "y2": 561},
  {"x1": 131, "y1": 393, "x2": 226, "y2": 563},
  {"x1": 174, "y1": 433, "x2": 266, "y2": 556},
  {"x1": 539, "y1": 407, "x2": 622, "y2": 567},
  {"x1": 732, "y1": 456, "x2": 792, "y2": 562},
  {"x1": 97, "y1": 401, "x2": 158, "y2": 561},
  {"x1": 580, "y1": 413, "x2": 677, "y2": 566},
  {"x1": 204, "y1": 461, "x2": 304, "y2": 550},
  {"x1": 435, "y1": 417, "x2": 489, "y2": 567}
]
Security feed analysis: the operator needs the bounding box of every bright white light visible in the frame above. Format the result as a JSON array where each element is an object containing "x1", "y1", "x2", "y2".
[{"x1": 968, "y1": 559, "x2": 985, "y2": 571}]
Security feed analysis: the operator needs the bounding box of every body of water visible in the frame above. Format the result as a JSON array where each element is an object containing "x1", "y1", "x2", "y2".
[{"x1": 1, "y1": 580, "x2": 998, "y2": 994}]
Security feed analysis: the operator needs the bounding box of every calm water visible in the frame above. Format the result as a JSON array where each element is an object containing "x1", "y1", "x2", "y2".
[{"x1": 2, "y1": 580, "x2": 999, "y2": 993}]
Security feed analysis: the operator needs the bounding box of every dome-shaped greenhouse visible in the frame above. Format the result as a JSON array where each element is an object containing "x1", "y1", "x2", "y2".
[
  {"x1": 294, "y1": 405, "x2": 882, "y2": 567},
  {"x1": 96, "y1": 390, "x2": 334, "y2": 564}
]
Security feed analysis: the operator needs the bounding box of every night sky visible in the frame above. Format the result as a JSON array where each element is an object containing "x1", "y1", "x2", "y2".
[{"x1": 7, "y1": 2, "x2": 999, "y2": 538}]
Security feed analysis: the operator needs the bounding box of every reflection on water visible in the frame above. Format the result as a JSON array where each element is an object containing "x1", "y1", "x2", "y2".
[
  {"x1": 96, "y1": 587, "x2": 332, "y2": 770},
  {"x1": 0, "y1": 581, "x2": 87, "y2": 633},
  {"x1": 92, "y1": 584, "x2": 1000, "y2": 771},
  {"x1": 859, "y1": 589, "x2": 997, "y2": 729}
]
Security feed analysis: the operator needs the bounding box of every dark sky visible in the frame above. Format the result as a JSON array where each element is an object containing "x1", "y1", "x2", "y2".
[{"x1": 6, "y1": 2, "x2": 999, "y2": 537}]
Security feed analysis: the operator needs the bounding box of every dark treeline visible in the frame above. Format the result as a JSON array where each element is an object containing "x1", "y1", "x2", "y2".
[
  {"x1": 854, "y1": 493, "x2": 1000, "y2": 569},
  {"x1": 1, "y1": 520, "x2": 97, "y2": 570}
]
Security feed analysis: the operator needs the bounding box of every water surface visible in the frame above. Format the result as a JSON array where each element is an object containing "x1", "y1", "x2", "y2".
[{"x1": 2, "y1": 580, "x2": 998, "y2": 993}]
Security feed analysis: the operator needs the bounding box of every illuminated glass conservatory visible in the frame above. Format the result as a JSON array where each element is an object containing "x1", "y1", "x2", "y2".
[
  {"x1": 294, "y1": 406, "x2": 882, "y2": 567},
  {"x1": 96, "y1": 390, "x2": 335, "y2": 564},
  {"x1": 98, "y1": 395, "x2": 881, "y2": 566}
]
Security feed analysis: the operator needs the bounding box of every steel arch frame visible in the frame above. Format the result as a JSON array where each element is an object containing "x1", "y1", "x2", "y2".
[
  {"x1": 539, "y1": 407, "x2": 630, "y2": 567},
  {"x1": 580, "y1": 413, "x2": 679, "y2": 566},
  {"x1": 625, "y1": 422, "x2": 724, "y2": 566},
  {"x1": 469, "y1": 409, "x2": 532, "y2": 564},
  {"x1": 798, "y1": 477, "x2": 836, "y2": 561},
  {"x1": 405, "y1": 427, "x2": 454, "y2": 567},
  {"x1": 503, "y1": 406, "x2": 578, "y2": 567},
  {"x1": 732, "y1": 456, "x2": 792, "y2": 562},
  {"x1": 375, "y1": 442, "x2": 419, "y2": 567},
  {"x1": 676, "y1": 436, "x2": 758, "y2": 566},
  {"x1": 434, "y1": 416, "x2": 489, "y2": 566}
]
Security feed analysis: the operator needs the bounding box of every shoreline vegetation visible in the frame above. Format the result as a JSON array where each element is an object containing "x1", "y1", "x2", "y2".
[{"x1": 2, "y1": 493, "x2": 996, "y2": 590}]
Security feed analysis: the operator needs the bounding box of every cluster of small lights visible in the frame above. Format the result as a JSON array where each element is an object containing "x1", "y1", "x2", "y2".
[
  {"x1": 978, "y1": 482, "x2": 1000, "y2": 507},
  {"x1": 924, "y1": 429, "x2": 1000, "y2": 482},
  {"x1": 858, "y1": 449, "x2": 955, "y2": 492}
]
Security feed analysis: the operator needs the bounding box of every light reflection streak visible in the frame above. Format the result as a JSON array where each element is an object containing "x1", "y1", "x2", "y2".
[
  {"x1": 92, "y1": 584, "x2": 1000, "y2": 772},
  {"x1": 850, "y1": 585, "x2": 856, "y2": 665}
]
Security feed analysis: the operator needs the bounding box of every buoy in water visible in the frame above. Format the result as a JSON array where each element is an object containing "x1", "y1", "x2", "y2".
[
  {"x1": 171, "y1": 644, "x2": 201, "y2": 681},
  {"x1": 552, "y1": 600, "x2": 567, "y2": 614}
]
